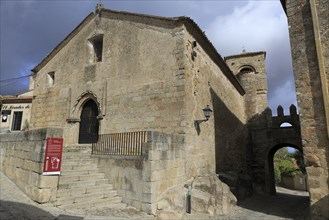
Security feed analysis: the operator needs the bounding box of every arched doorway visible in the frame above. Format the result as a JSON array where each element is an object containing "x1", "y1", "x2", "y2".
[
  {"x1": 266, "y1": 143, "x2": 305, "y2": 195},
  {"x1": 78, "y1": 99, "x2": 99, "y2": 144}
]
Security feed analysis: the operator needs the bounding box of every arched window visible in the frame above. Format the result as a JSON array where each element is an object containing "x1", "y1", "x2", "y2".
[
  {"x1": 239, "y1": 67, "x2": 254, "y2": 74},
  {"x1": 78, "y1": 99, "x2": 99, "y2": 144},
  {"x1": 237, "y1": 66, "x2": 256, "y2": 80}
]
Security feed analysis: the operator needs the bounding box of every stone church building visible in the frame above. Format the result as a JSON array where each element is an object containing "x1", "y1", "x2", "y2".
[
  {"x1": 1, "y1": 3, "x2": 328, "y2": 219},
  {"x1": 27, "y1": 4, "x2": 268, "y2": 214}
]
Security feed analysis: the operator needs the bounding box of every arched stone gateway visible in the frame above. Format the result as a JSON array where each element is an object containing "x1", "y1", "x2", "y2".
[
  {"x1": 251, "y1": 105, "x2": 303, "y2": 194},
  {"x1": 266, "y1": 143, "x2": 303, "y2": 195}
]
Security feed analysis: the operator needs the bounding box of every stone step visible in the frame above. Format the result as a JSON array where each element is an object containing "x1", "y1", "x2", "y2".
[
  {"x1": 59, "y1": 173, "x2": 105, "y2": 183},
  {"x1": 61, "y1": 164, "x2": 98, "y2": 171},
  {"x1": 55, "y1": 197, "x2": 75, "y2": 206},
  {"x1": 56, "y1": 190, "x2": 118, "y2": 206},
  {"x1": 74, "y1": 190, "x2": 118, "y2": 203},
  {"x1": 62, "y1": 158, "x2": 95, "y2": 164},
  {"x1": 60, "y1": 168, "x2": 99, "y2": 176},
  {"x1": 62, "y1": 154, "x2": 92, "y2": 160},
  {"x1": 56, "y1": 146, "x2": 125, "y2": 212},
  {"x1": 58, "y1": 179, "x2": 109, "y2": 189},
  {"x1": 63, "y1": 146, "x2": 92, "y2": 153},
  {"x1": 57, "y1": 184, "x2": 114, "y2": 198},
  {"x1": 93, "y1": 202, "x2": 127, "y2": 210},
  {"x1": 58, "y1": 196, "x2": 122, "y2": 210},
  {"x1": 86, "y1": 184, "x2": 114, "y2": 194},
  {"x1": 58, "y1": 180, "x2": 97, "y2": 189}
]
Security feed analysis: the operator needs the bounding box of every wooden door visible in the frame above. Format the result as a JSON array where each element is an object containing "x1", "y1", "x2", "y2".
[{"x1": 78, "y1": 100, "x2": 99, "y2": 143}]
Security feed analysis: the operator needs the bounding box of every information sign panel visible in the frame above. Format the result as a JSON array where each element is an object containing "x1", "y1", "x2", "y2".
[{"x1": 43, "y1": 138, "x2": 63, "y2": 175}]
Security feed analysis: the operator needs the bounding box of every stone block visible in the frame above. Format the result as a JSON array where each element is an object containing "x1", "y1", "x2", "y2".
[
  {"x1": 141, "y1": 202, "x2": 156, "y2": 215},
  {"x1": 132, "y1": 200, "x2": 142, "y2": 210},
  {"x1": 191, "y1": 189, "x2": 210, "y2": 213},
  {"x1": 143, "y1": 181, "x2": 157, "y2": 194},
  {"x1": 148, "y1": 151, "x2": 160, "y2": 161},
  {"x1": 158, "y1": 210, "x2": 184, "y2": 220},
  {"x1": 37, "y1": 175, "x2": 59, "y2": 188},
  {"x1": 157, "y1": 199, "x2": 170, "y2": 210},
  {"x1": 31, "y1": 187, "x2": 51, "y2": 203},
  {"x1": 151, "y1": 170, "x2": 165, "y2": 181},
  {"x1": 142, "y1": 192, "x2": 157, "y2": 203}
]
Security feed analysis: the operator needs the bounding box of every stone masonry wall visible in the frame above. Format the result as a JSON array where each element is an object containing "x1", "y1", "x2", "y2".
[
  {"x1": 30, "y1": 13, "x2": 186, "y2": 145},
  {"x1": 183, "y1": 29, "x2": 248, "y2": 178},
  {"x1": 0, "y1": 128, "x2": 63, "y2": 203},
  {"x1": 286, "y1": 0, "x2": 329, "y2": 218},
  {"x1": 95, "y1": 155, "x2": 146, "y2": 211},
  {"x1": 225, "y1": 52, "x2": 268, "y2": 122},
  {"x1": 95, "y1": 131, "x2": 186, "y2": 215}
]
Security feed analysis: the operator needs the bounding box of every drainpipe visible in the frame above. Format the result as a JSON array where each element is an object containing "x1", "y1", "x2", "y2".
[
  {"x1": 185, "y1": 184, "x2": 192, "y2": 214},
  {"x1": 309, "y1": 0, "x2": 329, "y2": 138}
]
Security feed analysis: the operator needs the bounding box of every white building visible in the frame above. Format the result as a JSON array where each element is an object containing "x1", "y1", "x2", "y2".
[{"x1": 0, "y1": 91, "x2": 33, "y2": 133}]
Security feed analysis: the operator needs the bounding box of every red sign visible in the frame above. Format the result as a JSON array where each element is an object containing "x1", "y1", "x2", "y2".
[{"x1": 43, "y1": 138, "x2": 64, "y2": 175}]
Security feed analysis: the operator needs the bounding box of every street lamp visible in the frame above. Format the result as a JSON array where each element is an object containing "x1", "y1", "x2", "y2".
[{"x1": 194, "y1": 105, "x2": 213, "y2": 127}]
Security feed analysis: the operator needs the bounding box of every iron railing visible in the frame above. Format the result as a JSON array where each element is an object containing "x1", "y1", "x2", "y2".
[{"x1": 92, "y1": 131, "x2": 148, "y2": 156}]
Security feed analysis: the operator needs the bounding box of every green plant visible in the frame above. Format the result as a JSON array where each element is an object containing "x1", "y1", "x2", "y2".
[{"x1": 274, "y1": 147, "x2": 305, "y2": 182}]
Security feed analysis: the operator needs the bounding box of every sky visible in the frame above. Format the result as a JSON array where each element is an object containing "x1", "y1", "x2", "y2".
[{"x1": 0, "y1": 0, "x2": 297, "y2": 114}]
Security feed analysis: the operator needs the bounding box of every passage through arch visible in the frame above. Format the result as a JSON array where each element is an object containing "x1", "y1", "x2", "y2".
[{"x1": 79, "y1": 99, "x2": 99, "y2": 144}]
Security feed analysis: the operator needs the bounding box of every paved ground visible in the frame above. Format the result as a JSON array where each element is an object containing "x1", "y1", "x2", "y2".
[
  {"x1": 223, "y1": 186, "x2": 310, "y2": 220},
  {"x1": 0, "y1": 172, "x2": 310, "y2": 219}
]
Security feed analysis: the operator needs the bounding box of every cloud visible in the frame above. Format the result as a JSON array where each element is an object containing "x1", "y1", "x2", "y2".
[
  {"x1": 0, "y1": 0, "x2": 297, "y2": 112},
  {"x1": 0, "y1": 1, "x2": 245, "y2": 95},
  {"x1": 205, "y1": 1, "x2": 297, "y2": 113},
  {"x1": 206, "y1": 1, "x2": 286, "y2": 54}
]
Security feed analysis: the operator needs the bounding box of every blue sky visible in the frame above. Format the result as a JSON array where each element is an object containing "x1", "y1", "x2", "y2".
[{"x1": 0, "y1": 0, "x2": 297, "y2": 114}]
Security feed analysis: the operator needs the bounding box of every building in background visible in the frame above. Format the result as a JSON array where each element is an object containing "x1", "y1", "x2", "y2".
[{"x1": 0, "y1": 91, "x2": 33, "y2": 133}]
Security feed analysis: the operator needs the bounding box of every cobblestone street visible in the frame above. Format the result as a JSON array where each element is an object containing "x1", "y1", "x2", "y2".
[{"x1": 1, "y1": 172, "x2": 310, "y2": 220}]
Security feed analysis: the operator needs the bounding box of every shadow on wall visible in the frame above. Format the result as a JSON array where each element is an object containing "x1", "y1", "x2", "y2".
[
  {"x1": 210, "y1": 87, "x2": 252, "y2": 200},
  {"x1": 0, "y1": 200, "x2": 83, "y2": 220},
  {"x1": 210, "y1": 87, "x2": 249, "y2": 175}
]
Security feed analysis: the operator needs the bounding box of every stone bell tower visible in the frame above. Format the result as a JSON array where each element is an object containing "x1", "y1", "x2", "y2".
[{"x1": 224, "y1": 51, "x2": 268, "y2": 122}]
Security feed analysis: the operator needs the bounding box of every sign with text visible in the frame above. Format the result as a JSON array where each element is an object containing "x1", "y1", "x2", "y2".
[{"x1": 43, "y1": 138, "x2": 63, "y2": 175}]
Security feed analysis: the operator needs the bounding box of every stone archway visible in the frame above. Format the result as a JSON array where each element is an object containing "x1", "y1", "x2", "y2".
[
  {"x1": 265, "y1": 143, "x2": 303, "y2": 195},
  {"x1": 66, "y1": 90, "x2": 103, "y2": 144},
  {"x1": 251, "y1": 105, "x2": 302, "y2": 195}
]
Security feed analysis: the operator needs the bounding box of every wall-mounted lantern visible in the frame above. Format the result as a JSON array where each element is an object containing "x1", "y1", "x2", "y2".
[{"x1": 194, "y1": 105, "x2": 213, "y2": 127}]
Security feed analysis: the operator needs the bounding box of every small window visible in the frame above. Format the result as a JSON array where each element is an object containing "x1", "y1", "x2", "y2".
[
  {"x1": 2, "y1": 110, "x2": 11, "y2": 122},
  {"x1": 47, "y1": 71, "x2": 55, "y2": 86},
  {"x1": 2, "y1": 115, "x2": 8, "y2": 122},
  {"x1": 240, "y1": 67, "x2": 254, "y2": 74},
  {"x1": 89, "y1": 35, "x2": 103, "y2": 62},
  {"x1": 12, "y1": 111, "x2": 23, "y2": 131}
]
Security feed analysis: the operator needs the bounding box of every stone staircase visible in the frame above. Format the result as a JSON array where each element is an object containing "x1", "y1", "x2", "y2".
[{"x1": 55, "y1": 145, "x2": 125, "y2": 211}]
